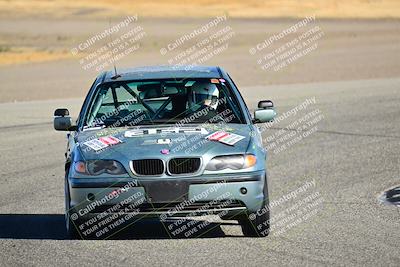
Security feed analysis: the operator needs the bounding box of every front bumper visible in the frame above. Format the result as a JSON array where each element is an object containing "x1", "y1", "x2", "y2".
[{"x1": 67, "y1": 171, "x2": 266, "y2": 218}]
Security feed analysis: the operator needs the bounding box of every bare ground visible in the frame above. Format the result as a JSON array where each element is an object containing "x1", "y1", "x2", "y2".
[{"x1": 0, "y1": 18, "x2": 399, "y2": 102}]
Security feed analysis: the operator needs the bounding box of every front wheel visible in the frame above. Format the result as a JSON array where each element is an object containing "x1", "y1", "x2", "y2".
[
  {"x1": 65, "y1": 174, "x2": 81, "y2": 239},
  {"x1": 66, "y1": 211, "x2": 80, "y2": 239},
  {"x1": 239, "y1": 209, "x2": 269, "y2": 237},
  {"x1": 239, "y1": 175, "x2": 270, "y2": 237}
]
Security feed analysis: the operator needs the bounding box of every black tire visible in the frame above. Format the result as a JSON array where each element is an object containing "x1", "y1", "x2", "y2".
[
  {"x1": 239, "y1": 209, "x2": 269, "y2": 237},
  {"x1": 66, "y1": 213, "x2": 81, "y2": 239},
  {"x1": 239, "y1": 175, "x2": 270, "y2": 237},
  {"x1": 65, "y1": 173, "x2": 81, "y2": 239}
]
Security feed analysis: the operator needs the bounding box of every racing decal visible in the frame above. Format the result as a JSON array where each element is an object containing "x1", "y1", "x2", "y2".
[
  {"x1": 206, "y1": 131, "x2": 245, "y2": 146},
  {"x1": 98, "y1": 136, "x2": 121, "y2": 145},
  {"x1": 157, "y1": 138, "x2": 171, "y2": 144},
  {"x1": 124, "y1": 127, "x2": 208, "y2": 137},
  {"x1": 83, "y1": 139, "x2": 108, "y2": 151},
  {"x1": 83, "y1": 136, "x2": 122, "y2": 151},
  {"x1": 147, "y1": 129, "x2": 157, "y2": 135},
  {"x1": 160, "y1": 149, "x2": 170, "y2": 154},
  {"x1": 207, "y1": 131, "x2": 229, "y2": 141},
  {"x1": 123, "y1": 129, "x2": 144, "y2": 137}
]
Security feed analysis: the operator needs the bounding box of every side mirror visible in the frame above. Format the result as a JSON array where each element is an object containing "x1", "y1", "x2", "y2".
[
  {"x1": 54, "y1": 108, "x2": 69, "y2": 117},
  {"x1": 258, "y1": 100, "x2": 274, "y2": 109},
  {"x1": 54, "y1": 108, "x2": 75, "y2": 131},
  {"x1": 254, "y1": 100, "x2": 277, "y2": 123}
]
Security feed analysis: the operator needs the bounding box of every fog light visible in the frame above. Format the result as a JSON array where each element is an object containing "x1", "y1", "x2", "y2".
[
  {"x1": 240, "y1": 187, "x2": 247, "y2": 194},
  {"x1": 87, "y1": 193, "x2": 95, "y2": 201}
]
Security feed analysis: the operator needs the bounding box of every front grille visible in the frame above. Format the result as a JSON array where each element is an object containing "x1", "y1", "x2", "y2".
[
  {"x1": 168, "y1": 158, "x2": 201, "y2": 174},
  {"x1": 132, "y1": 159, "x2": 164, "y2": 175}
]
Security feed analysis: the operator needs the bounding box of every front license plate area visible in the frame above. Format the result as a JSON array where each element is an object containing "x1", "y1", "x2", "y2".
[{"x1": 141, "y1": 180, "x2": 189, "y2": 203}]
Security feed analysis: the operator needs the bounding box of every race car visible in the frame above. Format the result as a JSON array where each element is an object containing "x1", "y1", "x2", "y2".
[{"x1": 54, "y1": 66, "x2": 276, "y2": 238}]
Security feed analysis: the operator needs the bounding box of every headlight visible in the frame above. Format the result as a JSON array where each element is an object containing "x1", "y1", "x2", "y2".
[
  {"x1": 205, "y1": 154, "x2": 257, "y2": 171},
  {"x1": 74, "y1": 160, "x2": 126, "y2": 175}
]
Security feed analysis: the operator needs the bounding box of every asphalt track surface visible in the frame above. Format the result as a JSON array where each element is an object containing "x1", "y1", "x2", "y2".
[{"x1": 0, "y1": 77, "x2": 399, "y2": 266}]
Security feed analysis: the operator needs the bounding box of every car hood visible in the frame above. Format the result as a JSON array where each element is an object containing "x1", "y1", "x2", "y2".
[{"x1": 76, "y1": 124, "x2": 253, "y2": 161}]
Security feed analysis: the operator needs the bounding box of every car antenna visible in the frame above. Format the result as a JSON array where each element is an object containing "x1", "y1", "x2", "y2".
[{"x1": 108, "y1": 18, "x2": 121, "y2": 80}]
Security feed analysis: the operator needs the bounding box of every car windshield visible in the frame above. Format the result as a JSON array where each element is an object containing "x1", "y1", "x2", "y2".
[{"x1": 84, "y1": 78, "x2": 245, "y2": 128}]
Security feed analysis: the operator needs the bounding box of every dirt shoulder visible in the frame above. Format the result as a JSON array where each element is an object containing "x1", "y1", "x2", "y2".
[
  {"x1": 0, "y1": 17, "x2": 399, "y2": 102},
  {"x1": 1, "y1": 0, "x2": 400, "y2": 19}
]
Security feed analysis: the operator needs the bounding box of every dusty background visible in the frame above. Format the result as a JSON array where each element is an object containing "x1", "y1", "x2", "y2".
[{"x1": 0, "y1": 0, "x2": 400, "y2": 102}]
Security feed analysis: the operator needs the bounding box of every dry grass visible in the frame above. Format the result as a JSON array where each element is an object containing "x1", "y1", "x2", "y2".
[
  {"x1": 0, "y1": 47, "x2": 73, "y2": 65},
  {"x1": 1, "y1": 0, "x2": 399, "y2": 65},
  {"x1": 0, "y1": 0, "x2": 400, "y2": 19}
]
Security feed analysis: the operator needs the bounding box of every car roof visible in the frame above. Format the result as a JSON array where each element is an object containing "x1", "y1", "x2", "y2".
[{"x1": 101, "y1": 65, "x2": 223, "y2": 82}]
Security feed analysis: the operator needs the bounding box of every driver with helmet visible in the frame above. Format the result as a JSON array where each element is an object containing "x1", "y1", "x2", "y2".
[{"x1": 186, "y1": 81, "x2": 220, "y2": 121}]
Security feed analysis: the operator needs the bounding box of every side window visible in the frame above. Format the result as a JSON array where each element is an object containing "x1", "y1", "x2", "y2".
[
  {"x1": 226, "y1": 73, "x2": 252, "y2": 121},
  {"x1": 93, "y1": 89, "x2": 113, "y2": 120},
  {"x1": 95, "y1": 87, "x2": 138, "y2": 118},
  {"x1": 85, "y1": 84, "x2": 146, "y2": 127},
  {"x1": 77, "y1": 78, "x2": 98, "y2": 126},
  {"x1": 117, "y1": 88, "x2": 137, "y2": 104},
  {"x1": 102, "y1": 89, "x2": 114, "y2": 104}
]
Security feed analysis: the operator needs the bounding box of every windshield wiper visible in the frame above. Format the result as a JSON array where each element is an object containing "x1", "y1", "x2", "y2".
[{"x1": 83, "y1": 123, "x2": 106, "y2": 130}]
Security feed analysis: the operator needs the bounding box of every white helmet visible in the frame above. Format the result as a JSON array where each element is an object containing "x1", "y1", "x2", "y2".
[{"x1": 189, "y1": 81, "x2": 219, "y2": 110}]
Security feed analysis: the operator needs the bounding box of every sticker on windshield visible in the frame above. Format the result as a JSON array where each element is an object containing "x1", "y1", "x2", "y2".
[
  {"x1": 124, "y1": 127, "x2": 208, "y2": 137},
  {"x1": 206, "y1": 131, "x2": 245, "y2": 146}
]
